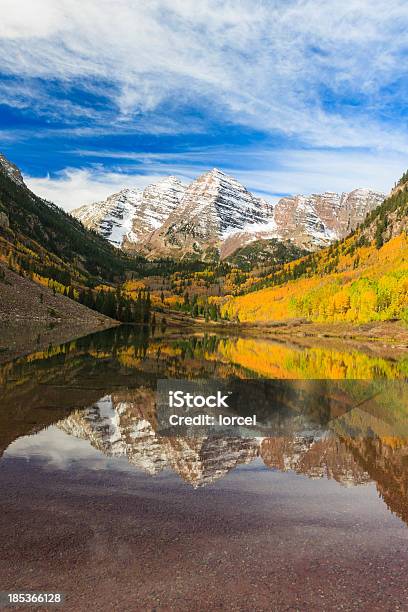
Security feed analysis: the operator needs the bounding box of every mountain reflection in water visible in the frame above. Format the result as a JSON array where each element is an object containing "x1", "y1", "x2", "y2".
[{"x1": 1, "y1": 325, "x2": 408, "y2": 526}]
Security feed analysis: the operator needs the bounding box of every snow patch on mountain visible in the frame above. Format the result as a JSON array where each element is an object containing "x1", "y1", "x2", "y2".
[
  {"x1": 72, "y1": 176, "x2": 186, "y2": 248},
  {"x1": 72, "y1": 188, "x2": 142, "y2": 247}
]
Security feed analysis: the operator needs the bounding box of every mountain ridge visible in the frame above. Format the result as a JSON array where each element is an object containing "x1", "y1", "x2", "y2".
[
  {"x1": 72, "y1": 168, "x2": 384, "y2": 259},
  {"x1": 73, "y1": 176, "x2": 187, "y2": 248}
]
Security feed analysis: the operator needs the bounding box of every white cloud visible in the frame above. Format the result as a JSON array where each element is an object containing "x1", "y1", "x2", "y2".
[
  {"x1": 0, "y1": 0, "x2": 408, "y2": 149},
  {"x1": 26, "y1": 168, "x2": 153, "y2": 210},
  {"x1": 0, "y1": 0, "x2": 62, "y2": 39},
  {"x1": 5, "y1": 424, "x2": 139, "y2": 472},
  {"x1": 239, "y1": 149, "x2": 407, "y2": 200}
]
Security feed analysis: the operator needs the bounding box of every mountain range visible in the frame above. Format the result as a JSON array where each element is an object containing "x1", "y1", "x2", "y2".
[{"x1": 72, "y1": 168, "x2": 385, "y2": 259}]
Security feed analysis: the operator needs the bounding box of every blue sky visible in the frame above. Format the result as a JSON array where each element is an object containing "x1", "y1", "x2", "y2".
[{"x1": 0, "y1": 0, "x2": 407, "y2": 210}]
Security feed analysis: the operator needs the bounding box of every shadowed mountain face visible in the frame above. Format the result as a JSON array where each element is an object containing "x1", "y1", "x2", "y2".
[
  {"x1": 0, "y1": 152, "x2": 136, "y2": 283},
  {"x1": 1, "y1": 325, "x2": 408, "y2": 522}
]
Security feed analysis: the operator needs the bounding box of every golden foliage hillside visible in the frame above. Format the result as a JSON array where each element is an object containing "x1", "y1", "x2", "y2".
[{"x1": 222, "y1": 233, "x2": 408, "y2": 324}]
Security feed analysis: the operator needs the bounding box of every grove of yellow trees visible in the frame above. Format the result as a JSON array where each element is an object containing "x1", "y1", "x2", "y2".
[{"x1": 222, "y1": 234, "x2": 408, "y2": 324}]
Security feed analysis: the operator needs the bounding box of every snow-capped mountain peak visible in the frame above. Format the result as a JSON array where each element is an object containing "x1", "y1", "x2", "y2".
[
  {"x1": 71, "y1": 168, "x2": 385, "y2": 258},
  {"x1": 139, "y1": 168, "x2": 275, "y2": 257}
]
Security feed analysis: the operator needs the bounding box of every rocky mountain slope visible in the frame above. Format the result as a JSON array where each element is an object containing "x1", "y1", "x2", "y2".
[
  {"x1": 0, "y1": 262, "x2": 116, "y2": 363},
  {"x1": 221, "y1": 188, "x2": 384, "y2": 257},
  {"x1": 0, "y1": 262, "x2": 113, "y2": 326},
  {"x1": 73, "y1": 167, "x2": 384, "y2": 259},
  {"x1": 272, "y1": 189, "x2": 385, "y2": 248},
  {"x1": 73, "y1": 176, "x2": 186, "y2": 247},
  {"x1": 124, "y1": 177, "x2": 187, "y2": 244},
  {"x1": 72, "y1": 188, "x2": 142, "y2": 247},
  {"x1": 0, "y1": 153, "x2": 25, "y2": 186},
  {"x1": 359, "y1": 174, "x2": 408, "y2": 247},
  {"x1": 138, "y1": 168, "x2": 274, "y2": 258}
]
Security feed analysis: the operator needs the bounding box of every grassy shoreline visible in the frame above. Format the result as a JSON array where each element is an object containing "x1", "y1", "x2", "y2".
[{"x1": 161, "y1": 311, "x2": 408, "y2": 355}]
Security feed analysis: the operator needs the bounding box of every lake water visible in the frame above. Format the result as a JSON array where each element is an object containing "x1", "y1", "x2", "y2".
[{"x1": 1, "y1": 326, "x2": 408, "y2": 610}]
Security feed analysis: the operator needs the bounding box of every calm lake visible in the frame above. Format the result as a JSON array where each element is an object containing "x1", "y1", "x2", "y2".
[{"x1": 1, "y1": 326, "x2": 408, "y2": 610}]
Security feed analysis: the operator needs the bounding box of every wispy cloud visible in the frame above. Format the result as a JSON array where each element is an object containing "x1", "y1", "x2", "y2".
[
  {"x1": 26, "y1": 146, "x2": 405, "y2": 211},
  {"x1": 1, "y1": 1, "x2": 408, "y2": 148},
  {"x1": 26, "y1": 167, "x2": 158, "y2": 210},
  {"x1": 2, "y1": 0, "x2": 408, "y2": 208}
]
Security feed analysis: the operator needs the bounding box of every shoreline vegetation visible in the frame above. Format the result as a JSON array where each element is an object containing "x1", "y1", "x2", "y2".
[
  {"x1": 162, "y1": 312, "x2": 408, "y2": 355},
  {"x1": 1, "y1": 237, "x2": 407, "y2": 366},
  {"x1": 2, "y1": 308, "x2": 407, "y2": 367}
]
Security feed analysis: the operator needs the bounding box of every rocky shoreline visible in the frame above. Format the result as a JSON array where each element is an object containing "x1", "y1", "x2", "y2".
[{"x1": 0, "y1": 263, "x2": 118, "y2": 363}]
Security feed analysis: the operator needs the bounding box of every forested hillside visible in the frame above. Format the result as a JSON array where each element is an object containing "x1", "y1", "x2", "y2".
[
  {"x1": 225, "y1": 239, "x2": 307, "y2": 271},
  {"x1": 222, "y1": 172, "x2": 408, "y2": 324},
  {"x1": 0, "y1": 154, "x2": 153, "y2": 323},
  {"x1": 0, "y1": 155, "x2": 143, "y2": 284}
]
